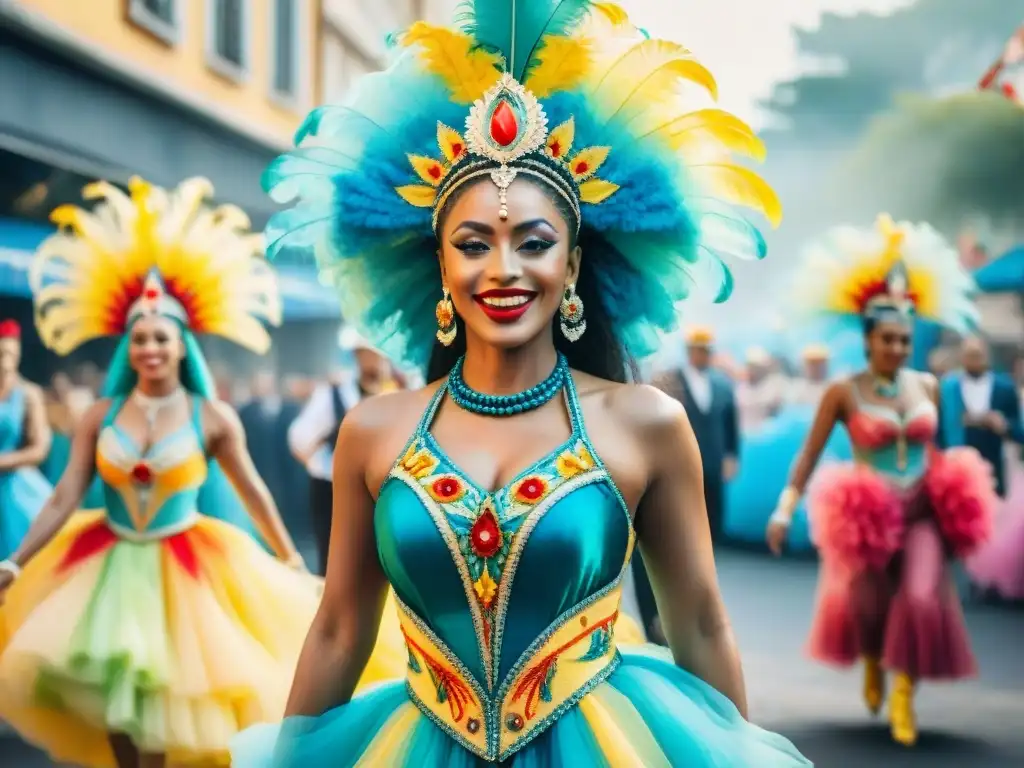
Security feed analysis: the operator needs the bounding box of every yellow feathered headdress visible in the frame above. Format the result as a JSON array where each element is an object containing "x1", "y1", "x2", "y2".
[{"x1": 31, "y1": 177, "x2": 281, "y2": 356}]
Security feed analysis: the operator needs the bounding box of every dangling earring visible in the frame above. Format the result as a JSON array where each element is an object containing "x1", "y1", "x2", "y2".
[
  {"x1": 559, "y1": 284, "x2": 586, "y2": 342},
  {"x1": 436, "y1": 286, "x2": 457, "y2": 346}
]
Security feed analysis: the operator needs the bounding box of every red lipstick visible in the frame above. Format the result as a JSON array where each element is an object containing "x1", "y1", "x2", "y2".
[{"x1": 473, "y1": 288, "x2": 537, "y2": 324}]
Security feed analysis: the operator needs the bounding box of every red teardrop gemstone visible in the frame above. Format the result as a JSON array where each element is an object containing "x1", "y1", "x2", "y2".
[
  {"x1": 489, "y1": 100, "x2": 519, "y2": 147},
  {"x1": 470, "y1": 508, "x2": 502, "y2": 558}
]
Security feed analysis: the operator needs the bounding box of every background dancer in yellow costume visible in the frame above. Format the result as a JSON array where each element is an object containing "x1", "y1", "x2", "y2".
[
  {"x1": 0, "y1": 177, "x2": 322, "y2": 768},
  {"x1": 234, "y1": 1, "x2": 808, "y2": 765}
]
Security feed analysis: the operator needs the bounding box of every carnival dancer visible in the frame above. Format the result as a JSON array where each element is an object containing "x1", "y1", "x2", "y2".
[
  {"x1": 232, "y1": 3, "x2": 810, "y2": 765},
  {"x1": 0, "y1": 177, "x2": 322, "y2": 768},
  {"x1": 0, "y1": 320, "x2": 52, "y2": 562},
  {"x1": 766, "y1": 215, "x2": 995, "y2": 747}
]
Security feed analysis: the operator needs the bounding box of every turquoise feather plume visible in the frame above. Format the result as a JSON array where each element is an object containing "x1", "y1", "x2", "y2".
[{"x1": 454, "y1": 0, "x2": 593, "y2": 80}]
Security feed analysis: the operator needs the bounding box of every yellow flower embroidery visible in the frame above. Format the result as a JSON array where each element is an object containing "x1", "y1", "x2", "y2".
[
  {"x1": 400, "y1": 444, "x2": 438, "y2": 479},
  {"x1": 474, "y1": 569, "x2": 498, "y2": 609},
  {"x1": 555, "y1": 445, "x2": 595, "y2": 478}
]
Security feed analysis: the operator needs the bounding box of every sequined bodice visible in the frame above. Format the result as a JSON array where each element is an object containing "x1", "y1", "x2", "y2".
[
  {"x1": 374, "y1": 376, "x2": 633, "y2": 760},
  {"x1": 847, "y1": 397, "x2": 937, "y2": 488},
  {"x1": 95, "y1": 396, "x2": 208, "y2": 540},
  {"x1": 0, "y1": 387, "x2": 25, "y2": 454}
]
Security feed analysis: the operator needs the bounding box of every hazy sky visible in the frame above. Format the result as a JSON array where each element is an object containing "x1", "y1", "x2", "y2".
[{"x1": 623, "y1": 0, "x2": 916, "y2": 126}]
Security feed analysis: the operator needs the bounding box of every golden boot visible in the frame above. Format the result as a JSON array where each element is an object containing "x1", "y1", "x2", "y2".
[
  {"x1": 888, "y1": 672, "x2": 917, "y2": 746},
  {"x1": 862, "y1": 656, "x2": 885, "y2": 715}
]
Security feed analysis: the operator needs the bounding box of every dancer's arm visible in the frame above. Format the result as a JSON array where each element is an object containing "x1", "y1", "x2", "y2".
[
  {"x1": 205, "y1": 399, "x2": 302, "y2": 564},
  {"x1": 0, "y1": 383, "x2": 52, "y2": 471},
  {"x1": 4, "y1": 400, "x2": 105, "y2": 569},
  {"x1": 632, "y1": 385, "x2": 748, "y2": 716},
  {"x1": 283, "y1": 404, "x2": 389, "y2": 716},
  {"x1": 766, "y1": 380, "x2": 845, "y2": 550}
]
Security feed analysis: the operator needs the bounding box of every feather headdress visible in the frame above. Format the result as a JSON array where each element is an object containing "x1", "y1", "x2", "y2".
[
  {"x1": 264, "y1": 0, "x2": 781, "y2": 368},
  {"x1": 31, "y1": 177, "x2": 281, "y2": 356},
  {"x1": 791, "y1": 214, "x2": 977, "y2": 332}
]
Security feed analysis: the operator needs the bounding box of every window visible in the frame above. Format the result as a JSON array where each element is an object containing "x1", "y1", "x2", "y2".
[
  {"x1": 127, "y1": 0, "x2": 180, "y2": 45},
  {"x1": 206, "y1": 0, "x2": 249, "y2": 81},
  {"x1": 322, "y1": 33, "x2": 374, "y2": 105},
  {"x1": 271, "y1": 0, "x2": 300, "y2": 101}
]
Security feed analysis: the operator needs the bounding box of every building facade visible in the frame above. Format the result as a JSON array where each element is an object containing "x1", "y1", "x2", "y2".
[{"x1": 0, "y1": 0, "x2": 344, "y2": 379}]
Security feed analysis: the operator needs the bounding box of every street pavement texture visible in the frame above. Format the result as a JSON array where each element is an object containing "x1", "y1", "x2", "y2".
[{"x1": 2, "y1": 550, "x2": 1022, "y2": 767}]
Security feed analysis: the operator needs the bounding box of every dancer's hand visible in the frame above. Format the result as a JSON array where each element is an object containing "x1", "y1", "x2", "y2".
[
  {"x1": 765, "y1": 514, "x2": 790, "y2": 556},
  {"x1": 285, "y1": 552, "x2": 309, "y2": 573}
]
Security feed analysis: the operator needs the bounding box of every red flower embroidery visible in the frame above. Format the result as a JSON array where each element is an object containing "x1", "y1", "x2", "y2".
[
  {"x1": 428, "y1": 474, "x2": 465, "y2": 503},
  {"x1": 470, "y1": 507, "x2": 502, "y2": 559},
  {"x1": 514, "y1": 476, "x2": 548, "y2": 504},
  {"x1": 131, "y1": 463, "x2": 153, "y2": 485},
  {"x1": 143, "y1": 287, "x2": 160, "y2": 300}
]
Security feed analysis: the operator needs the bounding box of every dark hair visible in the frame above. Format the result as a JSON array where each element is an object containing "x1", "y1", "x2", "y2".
[{"x1": 427, "y1": 178, "x2": 637, "y2": 384}]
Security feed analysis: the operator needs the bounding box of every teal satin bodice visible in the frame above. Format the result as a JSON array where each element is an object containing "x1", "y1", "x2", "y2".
[{"x1": 375, "y1": 374, "x2": 633, "y2": 692}]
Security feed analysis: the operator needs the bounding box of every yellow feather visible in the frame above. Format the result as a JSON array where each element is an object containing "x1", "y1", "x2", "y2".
[
  {"x1": 691, "y1": 163, "x2": 782, "y2": 227},
  {"x1": 546, "y1": 118, "x2": 576, "y2": 159},
  {"x1": 592, "y1": 3, "x2": 630, "y2": 26},
  {"x1": 400, "y1": 22, "x2": 501, "y2": 104},
  {"x1": 589, "y1": 40, "x2": 718, "y2": 124},
  {"x1": 569, "y1": 146, "x2": 612, "y2": 181},
  {"x1": 395, "y1": 185, "x2": 438, "y2": 208},
  {"x1": 639, "y1": 109, "x2": 765, "y2": 161},
  {"x1": 525, "y1": 36, "x2": 592, "y2": 98},
  {"x1": 579, "y1": 179, "x2": 620, "y2": 204},
  {"x1": 407, "y1": 155, "x2": 446, "y2": 187}
]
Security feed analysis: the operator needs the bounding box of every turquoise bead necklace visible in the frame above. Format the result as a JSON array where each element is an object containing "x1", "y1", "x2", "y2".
[{"x1": 449, "y1": 353, "x2": 568, "y2": 416}]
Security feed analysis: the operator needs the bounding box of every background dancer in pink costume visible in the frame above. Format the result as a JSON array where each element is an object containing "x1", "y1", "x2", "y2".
[{"x1": 766, "y1": 216, "x2": 997, "y2": 747}]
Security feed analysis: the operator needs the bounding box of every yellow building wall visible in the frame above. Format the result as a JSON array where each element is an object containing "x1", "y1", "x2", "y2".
[{"x1": 15, "y1": 0, "x2": 317, "y2": 142}]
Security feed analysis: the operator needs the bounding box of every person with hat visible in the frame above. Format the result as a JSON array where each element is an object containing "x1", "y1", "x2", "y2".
[
  {"x1": 788, "y1": 344, "x2": 832, "y2": 408},
  {"x1": 287, "y1": 326, "x2": 401, "y2": 576},
  {"x1": 737, "y1": 346, "x2": 788, "y2": 431}
]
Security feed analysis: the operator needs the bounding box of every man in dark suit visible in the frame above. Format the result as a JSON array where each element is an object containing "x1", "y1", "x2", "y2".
[
  {"x1": 939, "y1": 336, "x2": 1023, "y2": 498},
  {"x1": 239, "y1": 370, "x2": 293, "y2": 510},
  {"x1": 633, "y1": 325, "x2": 739, "y2": 643}
]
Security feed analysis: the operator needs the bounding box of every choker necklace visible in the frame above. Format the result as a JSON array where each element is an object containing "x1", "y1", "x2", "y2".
[
  {"x1": 132, "y1": 388, "x2": 186, "y2": 428},
  {"x1": 449, "y1": 354, "x2": 568, "y2": 416},
  {"x1": 871, "y1": 370, "x2": 901, "y2": 399}
]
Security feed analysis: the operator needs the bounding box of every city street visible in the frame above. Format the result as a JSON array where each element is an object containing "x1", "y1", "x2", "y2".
[{"x1": 2, "y1": 550, "x2": 1022, "y2": 767}]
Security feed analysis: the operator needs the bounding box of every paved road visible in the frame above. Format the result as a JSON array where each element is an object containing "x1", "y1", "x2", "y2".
[{"x1": 3, "y1": 550, "x2": 1023, "y2": 767}]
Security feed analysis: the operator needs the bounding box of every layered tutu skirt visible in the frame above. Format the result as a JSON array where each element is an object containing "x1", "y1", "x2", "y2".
[
  {"x1": 805, "y1": 451, "x2": 994, "y2": 679},
  {"x1": 0, "y1": 466, "x2": 51, "y2": 560},
  {"x1": 0, "y1": 511, "x2": 322, "y2": 767},
  {"x1": 232, "y1": 645, "x2": 810, "y2": 767}
]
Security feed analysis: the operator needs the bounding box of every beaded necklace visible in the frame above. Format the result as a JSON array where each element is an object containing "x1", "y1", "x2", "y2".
[{"x1": 448, "y1": 354, "x2": 568, "y2": 416}]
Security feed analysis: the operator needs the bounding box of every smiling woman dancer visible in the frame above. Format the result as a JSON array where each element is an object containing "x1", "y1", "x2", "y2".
[
  {"x1": 0, "y1": 177, "x2": 321, "y2": 768},
  {"x1": 766, "y1": 216, "x2": 995, "y2": 747},
  {"x1": 232, "y1": 2, "x2": 810, "y2": 766}
]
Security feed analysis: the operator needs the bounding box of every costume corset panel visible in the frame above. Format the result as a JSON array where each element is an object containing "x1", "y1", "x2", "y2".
[
  {"x1": 374, "y1": 378, "x2": 635, "y2": 761},
  {"x1": 94, "y1": 397, "x2": 208, "y2": 540},
  {"x1": 847, "y1": 400, "x2": 937, "y2": 489}
]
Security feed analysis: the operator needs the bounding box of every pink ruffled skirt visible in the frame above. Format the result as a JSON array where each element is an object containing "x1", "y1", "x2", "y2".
[
  {"x1": 966, "y1": 461, "x2": 1024, "y2": 599},
  {"x1": 805, "y1": 450, "x2": 995, "y2": 680}
]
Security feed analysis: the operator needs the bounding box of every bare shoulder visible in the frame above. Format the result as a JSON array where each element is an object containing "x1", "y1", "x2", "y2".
[
  {"x1": 573, "y1": 370, "x2": 685, "y2": 437},
  {"x1": 906, "y1": 368, "x2": 938, "y2": 400},
  {"x1": 202, "y1": 397, "x2": 241, "y2": 431},
  {"x1": 20, "y1": 380, "x2": 46, "y2": 406},
  {"x1": 344, "y1": 381, "x2": 446, "y2": 494},
  {"x1": 81, "y1": 397, "x2": 114, "y2": 431}
]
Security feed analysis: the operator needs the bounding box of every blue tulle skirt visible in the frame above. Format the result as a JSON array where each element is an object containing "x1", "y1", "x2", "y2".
[
  {"x1": 725, "y1": 405, "x2": 852, "y2": 550},
  {"x1": 231, "y1": 647, "x2": 810, "y2": 767},
  {"x1": 0, "y1": 467, "x2": 51, "y2": 560}
]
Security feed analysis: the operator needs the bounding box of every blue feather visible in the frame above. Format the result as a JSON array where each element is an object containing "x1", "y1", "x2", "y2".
[{"x1": 456, "y1": 0, "x2": 592, "y2": 80}]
